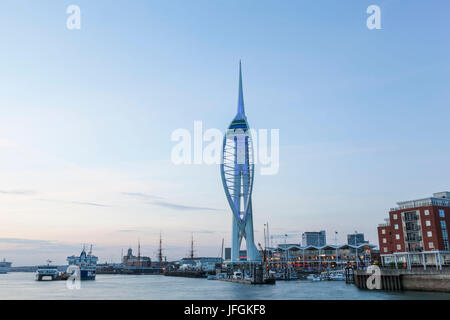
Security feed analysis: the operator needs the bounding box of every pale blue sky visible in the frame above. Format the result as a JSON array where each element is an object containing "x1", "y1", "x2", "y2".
[{"x1": 1, "y1": 0, "x2": 450, "y2": 265}]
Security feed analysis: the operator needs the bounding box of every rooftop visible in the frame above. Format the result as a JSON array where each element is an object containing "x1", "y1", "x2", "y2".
[{"x1": 390, "y1": 191, "x2": 450, "y2": 212}]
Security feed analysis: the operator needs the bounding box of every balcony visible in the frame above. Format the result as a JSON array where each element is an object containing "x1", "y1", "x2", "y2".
[
  {"x1": 405, "y1": 225, "x2": 420, "y2": 232},
  {"x1": 404, "y1": 215, "x2": 419, "y2": 222},
  {"x1": 406, "y1": 236, "x2": 422, "y2": 242}
]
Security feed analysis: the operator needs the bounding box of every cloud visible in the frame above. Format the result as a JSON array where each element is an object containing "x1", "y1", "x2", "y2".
[
  {"x1": 36, "y1": 198, "x2": 111, "y2": 207},
  {"x1": 190, "y1": 230, "x2": 217, "y2": 234},
  {"x1": 0, "y1": 238, "x2": 56, "y2": 245},
  {"x1": 150, "y1": 200, "x2": 223, "y2": 212},
  {"x1": 0, "y1": 238, "x2": 81, "y2": 254},
  {"x1": 122, "y1": 192, "x2": 163, "y2": 199},
  {"x1": 0, "y1": 138, "x2": 15, "y2": 148},
  {"x1": 70, "y1": 201, "x2": 111, "y2": 207},
  {"x1": 0, "y1": 190, "x2": 36, "y2": 195}
]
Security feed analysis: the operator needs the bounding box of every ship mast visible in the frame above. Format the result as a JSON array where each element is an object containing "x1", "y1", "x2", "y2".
[
  {"x1": 137, "y1": 238, "x2": 141, "y2": 268},
  {"x1": 189, "y1": 233, "x2": 195, "y2": 260},
  {"x1": 158, "y1": 232, "x2": 163, "y2": 267}
]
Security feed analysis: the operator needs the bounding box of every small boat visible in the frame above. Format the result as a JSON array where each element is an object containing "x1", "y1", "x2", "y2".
[
  {"x1": 329, "y1": 272, "x2": 345, "y2": 281},
  {"x1": 232, "y1": 271, "x2": 243, "y2": 280},
  {"x1": 306, "y1": 274, "x2": 321, "y2": 281}
]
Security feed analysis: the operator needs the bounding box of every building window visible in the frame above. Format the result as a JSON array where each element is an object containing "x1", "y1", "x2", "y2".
[
  {"x1": 383, "y1": 247, "x2": 388, "y2": 253},
  {"x1": 427, "y1": 231, "x2": 432, "y2": 237},
  {"x1": 424, "y1": 210, "x2": 430, "y2": 216},
  {"x1": 439, "y1": 209, "x2": 445, "y2": 218},
  {"x1": 396, "y1": 244, "x2": 401, "y2": 250},
  {"x1": 393, "y1": 214, "x2": 397, "y2": 220},
  {"x1": 425, "y1": 220, "x2": 431, "y2": 227},
  {"x1": 429, "y1": 242, "x2": 434, "y2": 249},
  {"x1": 395, "y1": 234, "x2": 400, "y2": 240},
  {"x1": 382, "y1": 238, "x2": 387, "y2": 243},
  {"x1": 394, "y1": 224, "x2": 399, "y2": 230},
  {"x1": 382, "y1": 229, "x2": 386, "y2": 235}
]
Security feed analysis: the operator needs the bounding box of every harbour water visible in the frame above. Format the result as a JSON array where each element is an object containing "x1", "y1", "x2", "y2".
[{"x1": 1, "y1": 273, "x2": 450, "y2": 300}]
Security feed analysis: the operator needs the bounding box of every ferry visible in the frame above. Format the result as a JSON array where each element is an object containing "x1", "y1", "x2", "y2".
[
  {"x1": 0, "y1": 259, "x2": 12, "y2": 274},
  {"x1": 36, "y1": 261, "x2": 61, "y2": 281},
  {"x1": 67, "y1": 245, "x2": 98, "y2": 280}
]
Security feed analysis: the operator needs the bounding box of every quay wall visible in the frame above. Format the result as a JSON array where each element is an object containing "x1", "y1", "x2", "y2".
[
  {"x1": 354, "y1": 269, "x2": 450, "y2": 293},
  {"x1": 401, "y1": 273, "x2": 450, "y2": 292}
]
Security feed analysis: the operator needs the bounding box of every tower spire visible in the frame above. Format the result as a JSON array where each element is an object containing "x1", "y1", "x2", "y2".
[{"x1": 237, "y1": 60, "x2": 245, "y2": 118}]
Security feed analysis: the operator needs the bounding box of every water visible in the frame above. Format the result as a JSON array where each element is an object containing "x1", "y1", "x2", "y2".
[{"x1": 1, "y1": 273, "x2": 449, "y2": 300}]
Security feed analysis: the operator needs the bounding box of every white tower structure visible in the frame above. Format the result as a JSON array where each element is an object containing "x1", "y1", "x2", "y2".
[{"x1": 221, "y1": 62, "x2": 261, "y2": 262}]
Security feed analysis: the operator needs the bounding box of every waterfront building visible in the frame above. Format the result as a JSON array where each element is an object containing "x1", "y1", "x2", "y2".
[
  {"x1": 377, "y1": 192, "x2": 450, "y2": 269},
  {"x1": 302, "y1": 231, "x2": 326, "y2": 247},
  {"x1": 347, "y1": 233, "x2": 368, "y2": 246},
  {"x1": 122, "y1": 247, "x2": 151, "y2": 267},
  {"x1": 269, "y1": 243, "x2": 377, "y2": 271},
  {"x1": 224, "y1": 248, "x2": 248, "y2": 261},
  {"x1": 220, "y1": 62, "x2": 260, "y2": 262}
]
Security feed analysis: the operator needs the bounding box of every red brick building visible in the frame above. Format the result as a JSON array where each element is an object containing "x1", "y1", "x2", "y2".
[{"x1": 378, "y1": 192, "x2": 450, "y2": 255}]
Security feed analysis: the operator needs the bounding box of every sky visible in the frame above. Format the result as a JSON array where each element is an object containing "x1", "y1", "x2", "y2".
[{"x1": 1, "y1": 0, "x2": 450, "y2": 265}]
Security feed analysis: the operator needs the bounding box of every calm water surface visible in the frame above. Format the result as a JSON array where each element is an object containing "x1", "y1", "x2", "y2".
[{"x1": 1, "y1": 272, "x2": 449, "y2": 300}]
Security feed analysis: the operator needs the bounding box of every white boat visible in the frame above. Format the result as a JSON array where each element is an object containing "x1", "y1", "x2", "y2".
[
  {"x1": 329, "y1": 272, "x2": 345, "y2": 281},
  {"x1": 0, "y1": 259, "x2": 12, "y2": 274},
  {"x1": 36, "y1": 262, "x2": 60, "y2": 281},
  {"x1": 306, "y1": 274, "x2": 321, "y2": 281},
  {"x1": 232, "y1": 271, "x2": 243, "y2": 280}
]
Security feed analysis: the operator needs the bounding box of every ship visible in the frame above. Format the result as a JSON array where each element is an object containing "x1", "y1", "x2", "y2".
[
  {"x1": 0, "y1": 259, "x2": 12, "y2": 274},
  {"x1": 67, "y1": 245, "x2": 98, "y2": 280},
  {"x1": 35, "y1": 260, "x2": 62, "y2": 281}
]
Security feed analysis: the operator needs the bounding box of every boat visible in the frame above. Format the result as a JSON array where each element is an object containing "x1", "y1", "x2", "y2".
[
  {"x1": 0, "y1": 259, "x2": 12, "y2": 274},
  {"x1": 66, "y1": 245, "x2": 98, "y2": 280},
  {"x1": 36, "y1": 261, "x2": 61, "y2": 281},
  {"x1": 306, "y1": 274, "x2": 321, "y2": 281},
  {"x1": 232, "y1": 271, "x2": 243, "y2": 280},
  {"x1": 329, "y1": 271, "x2": 346, "y2": 281}
]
